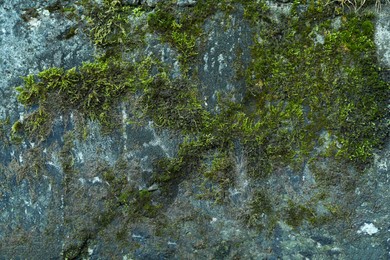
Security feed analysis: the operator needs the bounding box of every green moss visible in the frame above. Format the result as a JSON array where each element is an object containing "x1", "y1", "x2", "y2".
[
  {"x1": 0, "y1": 117, "x2": 10, "y2": 145},
  {"x1": 243, "y1": 189, "x2": 277, "y2": 233},
  {"x1": 63, "y1": 25, "x2": 78, "y2": 40},
  {"x1": 12, "y1": 0, "x2": 389, "y2": 234},
  {"x1": 75, "y1": 0, "x2": 147, "y2": 58},
  {"x1": 147, "y1": 7, "x2": 197, "y2": 71},
  {"x1": 46, "y1": 1, "x2": 64, "y2": 13},
  {"x1": 101, "y1": 160, "x2": 162, "y2": 219},
  {"x1": 198, "y1": 151, "x2": 236, "y2": 203},
  {"x1": 14, "y1": 57, "x2": 155, "y2": 138},
  {"x1": 60, "y1": 132, "x2": 76, "y2": 175},
  {"x1": 141, "y1": 73, "x2": 210, "y2": 133},
  {"x1": 147, "y1": 0, "x2": 244, "y2": 71},
  {"x1": 285, "y1": 200, "x2": 315, "y2": 228},
  {"x1": 21, "y1": 8, "x2": 39, "y2": 22},
  {"x1": 242, "y1": 10, "x2": 388, "y2": 166},
  {"x1": 236, "y1": 0, "x2": 270, "y2": 24}
]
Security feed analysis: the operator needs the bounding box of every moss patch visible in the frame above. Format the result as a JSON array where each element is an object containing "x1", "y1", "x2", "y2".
[
  {"x1": 243, "y1": 9, "x2": 388, "y2": 164},
  {"x1": 12, "y1": 0, "x2": 389, "y2": 235}
]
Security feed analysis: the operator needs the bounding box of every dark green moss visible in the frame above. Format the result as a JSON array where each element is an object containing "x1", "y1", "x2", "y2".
[
  {"x1": 60, "y1": 131, "x2": 75, "y2": 175},
  {"x1": 74, "y1": 0, "x2": 147, "y2": 58},
  {"x1": 12, "y1": 0, "x2": 389, "y2": 235},
  {"x1": 141, "y1": 73, "x2": 210, "y2": 133},
  {"x1": 0, "y1": 117, "x2": 10, "y2": 145},
  {"x1": 198, "y1": 151, "x2": 236, "y2": 203},
  {"x1": 243, "y1": 189, "x2": 277, "y2": 233},
  {"x1": 242, "y1": 10, "x2": 388, "y2": 165},
  {"x1": 62, "y1": 25, "x2": 78, "y2": 40},
  {"x1": 285, "y1": 201, "x2": 315, "y2": 228},
  {"x1": 15, "y1": 58, "x2": 154, "y2": 138},
  {"x1": 21, "y1": 8, "x2": 39, "y2": 22},
  {"x1": 101, "y1": 159, "x2": 162, "y2": 220},
  {"x1": 147, "y1": 0, "x2": 243, "y2": 71}
]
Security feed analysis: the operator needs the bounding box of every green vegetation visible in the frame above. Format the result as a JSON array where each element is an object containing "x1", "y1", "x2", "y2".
[
  {"x1": 101, "y1": 160, "x2": 162, "y2": 220},
  {"x1": 73, "y1": 0, "x2": 148, "y2": 58},
  {"x1": 141, "y1": 72, "x2": 209, "y2": 132},
  {"x1": 60, "y1": 132, "x2": 76, "y2": 176},
  {"x1": 21, "y1": 7, "x2": 39, "y2": 22},
  {"x1": 0, "y1": 117, "x2": 11, "y2": 145},
  {"x1": 13, "y1": 0, "x2": 389, "y2": 233},
  {"x1": 15, "y1": 57, "x2": 155, "y2": 140},
  {"x1": 244, "y1": 9, "x2": 388, "y2": 163}
]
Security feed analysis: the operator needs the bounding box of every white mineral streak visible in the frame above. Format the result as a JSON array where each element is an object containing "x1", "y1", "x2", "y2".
[
  {"x1": 77, "y1": 151, "x2": 84, "y2": 163},
  {"x1": 203, "y1": 52, "x2": 209, "y2": 72},
  {"x1": 357, "y1": 223, "x2": 379, "y2": 235},
  {"x1": 92, "y1": 177, "x2": 102, "y2": 184},
  {"x1": 145, "y1": 121, "x2": 171, "y2": 157},
  {"x1": 218, "y1": 53, "x2": 227, "y2": 75}
]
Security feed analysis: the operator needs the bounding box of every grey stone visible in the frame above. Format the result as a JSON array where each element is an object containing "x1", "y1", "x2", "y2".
[
  {"x1": 141, "y1": 0, "x2": 162, "y2": 7},
  {"x1": 147, "y1": 183, "x2": 159, "y2": 191},
  {"x1": 375, "y1": 5, "x2": 390, "y2": 68},
  {"x1": 0, "y1": 0, "x2": 389, "y2": 259},
  {"x1": 177, "y1": 0, "x2": 197, "y2": 7},
  {"x1": 198, "y1": 10, "x2": 252, "y2": 112},
  {"x1": 125, "y1": 0, "x2": 141, "y2": 5}
]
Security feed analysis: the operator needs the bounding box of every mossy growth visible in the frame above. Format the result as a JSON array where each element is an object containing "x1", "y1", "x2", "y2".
[
  {"x1": 15, "y1": 57, "x2": 153, "y2": 140},
  {"x1": 141, "y1": 72, "x2": 210, "y2": 133},
  {"x1": 147, "y1": 0, "x2": 247, "y2": 71},
  {"x1": 12, "y1": 0, "x2": 389, "y2": 234},
  {"x1": 147, "y1": 4, "x2": 199, "y2": 71},
  {"x1": 0, "y1": 116, "x2": 11, "y2": 145},
  {"x1": 76, "y1": 0, "x2": 147, "y2": 57},
  {"x1": 21, "y1": 7, "x2": 39, "y2": 22},
  {"x1": 243, "y1": 189, "x2": 277, "y2": 232},
  {"x1": 198, "y1": 151, "x2": 236, "y2": 203},
  {"x1": 101, "y1": 161, "x2": 162, "y2": 220},
  {"x1": 60, "y1": 131, "x2": 76, "y2": 176},
  {"x1": 150, "y1": 2, "x2": 388, "y2": 231},
  {"x1": 241, "y1": 8, "x2": 388, "y2": 165}
]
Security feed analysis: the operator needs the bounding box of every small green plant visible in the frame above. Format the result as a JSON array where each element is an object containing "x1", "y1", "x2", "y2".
[{"x1": 132, "y1": 7, "x2": 145, "y2": 17}]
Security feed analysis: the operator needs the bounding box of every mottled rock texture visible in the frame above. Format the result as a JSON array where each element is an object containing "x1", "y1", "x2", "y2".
[{"x1": 0, "y1": 0, "x2": 389, "y2": 259}]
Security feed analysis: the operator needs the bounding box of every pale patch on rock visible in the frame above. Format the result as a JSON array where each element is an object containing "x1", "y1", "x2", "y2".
[
  {"x1": 357, "y1": 223, "x2": 379, "y2": 235},
  {"x1": 375, "y1": 6, "x2": 390, "y2": 67}
]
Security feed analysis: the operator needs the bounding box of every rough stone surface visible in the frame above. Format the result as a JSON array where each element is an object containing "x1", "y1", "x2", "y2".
[
  {"x1": 376, "y1": 5, "x2": 390, "y2": 68},
  {"x1": 141, "y1": 0, "x2": 162, "y2": 7},
  {"x1": 126, "y1": 0, "x2": 141, "y2": 5},
  {"x1": 0, "y1": 1, "x2": 389, "y2": 259},
  {"x1": 198, "y1": 10, "x2": 252, "y2": 112},
  {"x1": 177, "y1": 0, "x2": 198, "y2": 7}
]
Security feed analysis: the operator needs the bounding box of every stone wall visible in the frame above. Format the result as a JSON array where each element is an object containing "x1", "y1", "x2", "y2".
[{"x1": 0, "y1": 0, "x2": 389, "y2": 258}]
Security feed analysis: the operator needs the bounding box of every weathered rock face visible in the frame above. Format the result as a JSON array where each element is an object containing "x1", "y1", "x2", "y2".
[
  {"x1": 0, "y1": 0, "x2": 389, "y2": 259},
  {"x1": 376, "y1": 6, "x2": 390, "y2": 67}
]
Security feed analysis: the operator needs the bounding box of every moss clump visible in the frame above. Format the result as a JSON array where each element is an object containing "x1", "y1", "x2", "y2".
[
  {"x1": 101, "y1": 161, "x2": 162, "y2": 220},
  {"x1": 15, "y1": 57, "x2": 154, "y2": 139},
  {"x1": 0, "y1": 117, "x2": 10, "y2": 145},
  {"x1": 60, "y1": 132, "x2": 76, "y2": 176},
  {"x1": 147, "y1": 0, "x2": 242, "y2": 71},
  {"x1": 147, "y1": 6, "x2": 198, "y2": 71},
  {"x1": 285, "y1": 201, "x2": 315, "y2": 228},
  {"x1": 199, "y1": 151, "x2": 236, "y2": 203},
  {"x1": 242, "y1": 10, "x2": 388, "y2": 165},
  {"x1": 141, "y1": 73, "x2": 209, "y2": 133},
  {"x1": 243, "y1": 190, "x2": 277, "y2": 232},
  {"x1": 21, "y1": 8, "x2": 39, "y2": 22},
  {"x1": 76, "y1": 0, "x2": 146, "y2": 57}
]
